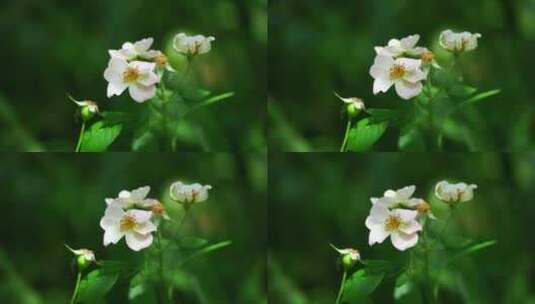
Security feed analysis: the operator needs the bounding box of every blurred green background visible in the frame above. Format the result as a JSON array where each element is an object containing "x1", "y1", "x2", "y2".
[
  {"x1": 0, "y1": 0, "x2": 266, "y2": 151},
  {"x1": 0, "y1": 152, "x2": 267, "y2": 303},
  {"x1": 269, "y1": 0, "x2": 535, "y2": 151},
  {"x1": 269, "y1": 153, "x2": 535, "y2": 303}
]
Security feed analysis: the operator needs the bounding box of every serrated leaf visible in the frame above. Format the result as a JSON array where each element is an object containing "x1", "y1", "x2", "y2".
[
  {"x1": 77, "y1": 270, "x2": 118, "y2": 303},
  {"x1": 80, "y1": 121, "x2": 122, "y2": 152},
  {"x1": 342, "y1": 269, "x2": 384, "y2": 302},
  {"x1": 346, "y1": 118, "x2": 388, "y2": 152}
]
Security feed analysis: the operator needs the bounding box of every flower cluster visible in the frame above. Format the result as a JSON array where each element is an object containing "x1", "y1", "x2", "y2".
[
  {"x1": 103, "y1": 33, "x2": 215, "y2": 103},
  {"x1": 365, "y1": 181, "x2": 476, "y2": 251},
  {"x1": 169, "y1": 181, "x2": 212, "y2": 209},
  {"x1": 100, "y1": 186, "x2": 165, "y2": 251},
  {"x1": 370, "y1": 29, "x2": 481, "y2": 100}
]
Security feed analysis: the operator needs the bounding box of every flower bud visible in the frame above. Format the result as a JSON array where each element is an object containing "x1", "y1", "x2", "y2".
[
  {"x1": 439, "y1": 30, "x2": 481, "y2": 53},
  {"x1": 334, "y1": 92, "x2": 365, "y2": 118},
  {"x1": 65, "y1": 245, "x2": 96, "y2": 271},
  {"x1": 67, "y1": 94, "x2": 99, "y2": 122},
  {"x1": 173, "y1": 33, "x2": 215, "y2": 57},
  {"x1": 331, "y1": 244, "x2": 360, "y2": 269},
  {"x1": 169, "y1": 181, "x2": 212, "y2": 209},
  {"x1": 435, "y1": 180, "x2": 477, "y2": 204}
]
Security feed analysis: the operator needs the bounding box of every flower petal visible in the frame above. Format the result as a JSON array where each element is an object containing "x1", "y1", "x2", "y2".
[
  {"x1": 369, "y1": 204, "x2": 389, "y2": 221},
  {"x1": 130, "y1": 186, "x2": 150, "y2": 200},
  {"x1": 127, "y1": 209, "x2": 153, "y2": 223},
  {"x1": 394, "y1": 80, "x2": 422, "y2": 100},
  {"x1": 107, "y1": 82, "x2": 128, "y2": 98},
  {"x1": 373, "y1": 77, "x2": 394, "y2": 95},
  {"x1": 125, "y1": 232, "x2": 153, "y2": 251},
  {"x1": 393, "y1": 208, "x2": 418, "y2": 222},
  {"x1": 103, "y1": 226, "x2": 124, "y2": 246},
  {"x1": 391, "y1": 232, "x2": 419, "y2": 251},
  {"x1": 128, "y1": 85, "x2": 156, "y2": 103},
  {"x1": 134, "y1": 221, "x2": 157, "y2": 235},
  {"x1": 400, "y1": 220, "x2": 422, "y2": 234},
  {"x1": 369, "y1": 225, "x2": 390, "y2": 246},
  {"x1": 400, "y1": 34, "x2": 420, "y2": 49},
  {"x1": 134, "y1": 38, "x2": 154, "y2": 52}
]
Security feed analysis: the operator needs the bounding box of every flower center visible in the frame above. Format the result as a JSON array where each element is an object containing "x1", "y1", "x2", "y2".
[
  {"x1": 151, "y1": 203, "x2": 165, "y2": 215},
  {"x1": 417, "y1": 202, "x2": 430, "y2": 214},
  {"x1": 120, "y1": 216, "x2": 136, "y2": 232},
  {"x1": 123, "y1": 67, "x2": 141, "y2": 83},
  {"x1": 385, "y1": 215, "x2": 402, "y2": 231},
  {"x1": 421, "y1": 51, "x2": 434, "y2": 64},
  {"x1": 389, "y1": 64, "x2": 406, "y2": 79},
  {"x1": 155, "y1": 54, "x2": 168, "y2": 66}
]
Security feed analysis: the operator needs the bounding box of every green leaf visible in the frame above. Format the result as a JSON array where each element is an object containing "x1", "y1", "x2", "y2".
[
  {"x1": 398, "y1": 127, "x2": 426, "y2": 151},
  {"x1": 448, "y1": 85, "x2": 477, "y2": 98},
  {"x1": 360, "y1": 259, "x2": 403, "y2": 275},
  {"x1": 342, "y1": 269, "x2": 384, "y2": 302},
  {"x1": 178, "y1": 236, "x2": 208, "y2": 249},
  {"x1": 179, "y1": 240, "x2": 232, "y2": 266},
  {"x1": 394, "y1": 272, "x2": 423, "y2": 303},
  {"x1": 100, "y1": 111, "x2": 131, "y2": 127},
  {"x1": 128, "y1": 271, "x2": 157, "y2": 304},
  {"x1": 433, "y1": 69, "x2": 458, "y2": 90},
  {"x1": 367, "y1": 108, "x2": 395, "y2": 123},
  {"x1": 131, "y1": 131, "x2": 158, "y2": 151},
  {"x1": 449, "y1": 240, "x2": 497, "y2": 262},
  {"x1": 80, "y1": 121, "x2": 122, "y2": 152},
  {"x1": 77, "y1": 270, "x2": 119, "y2": 303},
  {"x1": 462, "y1": 89, "x2": 501, "y2": 105},
  {"x1": 182, "y1": 92, "x2": 235, "y2": 117},
  {"x1": 346, "y1": 118, "x2": 388, "y2": 152}
]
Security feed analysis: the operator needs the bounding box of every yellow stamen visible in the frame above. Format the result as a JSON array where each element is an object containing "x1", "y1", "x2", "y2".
[
  {"x1": 385, "y1": 215, "x2": 401, "y2": 231},
  {"x1": 123, "y1": 67, "x2": 141, "y2": 83},
  {"x1": 120, "y1": 216, "x2": 136, "y2": 232},
  {"x1": 421, "y1": 51, "x2": 434, "y2": 64},
  {"x1": 389, "y1": 64, "x2": 406, "y2": 79}
]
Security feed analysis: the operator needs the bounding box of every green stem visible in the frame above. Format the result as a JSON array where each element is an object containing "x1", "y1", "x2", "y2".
[
  {"x1": 75, "y1": 122, "x2": 85, "y2": 152},
  {"x1": 335, "y1": 269, "x2": 347, "y2": 304},
  {"x1": 340, "y1": 119, "x2": 352, "y2": 152},
  {"x1": 70, "y1": 271, "x2": 82, "y2": 304},
  {"x1": 156, "y1": 230, "x2": 167, "y2": 304},
  {"x1": 422, "y1": 230, "x2": 436, "y2": 304}
]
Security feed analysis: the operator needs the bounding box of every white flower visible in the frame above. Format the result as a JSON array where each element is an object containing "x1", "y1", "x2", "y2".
[
  {"x1": 173, "y1": 33, "x2": 215, "y2": 56},
  {"x1": 439, "y1": 30, "x2": 482, "y2": 53},
  {"x1": 109, "y1": 37, "x2": 161, "y2": 61},
  {"x1": 435, "y1": 181, "x2": 477, "y2": 203},
  {"x1": 105, "y1": 186, "x2": 151, "y2": 210},
  {"x1": 365, "y1": 204, "x2": 422, "y2": 251},
  {"x1": 100, "y1": 205, "x2": 157, "y2": 251},
  {"x1": 371, "y1": 185, "x2": 419, "y2": 208},
  {"x1": 375, "y1": 34, "x2": 428, "y2": 58},
  {"x1": 104, "y1": 58, "x2": 160, "y2": 103},
  {"x1": 370, "y1": 55, "x2": 426, "y2": 100},
  {"x1": 169, "y1": 181, "x2": 212, "y2": 205},
  {"x1": 330, "y1": 244, "x2": 360, "y2": 262}
]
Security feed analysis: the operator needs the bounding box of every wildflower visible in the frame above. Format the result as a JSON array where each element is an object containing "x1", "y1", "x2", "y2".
[
  {"x1": 435, "y1": 180, "x2": 477, "y2": 203},
  {"x1": 104, "y1": 58, "x2": 160, "y2": 102},
  {"x1": 371, "y1": 185, "x2": 419, "y2": 208},
  {"x1": 365, "y1": 204, "x2": 422, "y2": 251},
  {"x1": 369, "y1": 55, "x2": 426, "y2": 100},
  {"x1": 169, "y1": 181, "x2": 212, "y2": 207},
  {"x1": 65, "y1": 245, "x2": 96, "y2": 269},
  {"x1": 439, "y1": 30, "x2": 482, "y2": 53},
  {"x1": 406, "y1": 198, "x2": 436, "y2": 220},
  {"x1": 173, "y1": 33, "x2": 215, "y2": 56},
  {"x1": 105, "y1": 186, "x2": 151, "y2": 210},
  {"x1": 100, "y1": 205, "x2": 156, "y2": 251},
  {"x1": 374, "y1": 34, "x2": 428, "y2": 58},
  {"x1": 109, "y1": 37, "x2": 161, "y2": 61}
]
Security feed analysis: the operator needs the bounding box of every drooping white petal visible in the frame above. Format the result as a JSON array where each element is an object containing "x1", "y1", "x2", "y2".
[
  {"x1": 125, "y1": 232, "x2": 153, "y2": 251},
  {"x1": 373, "y1": 77, "x2": 394, "y2": 95},
  {"x1": 107, "y1": 82, "x2": 128, "y2": 98},
  {"x1": 391, "y1": 231, "x2": 419, "y2": 251},
  {"x1": 129, "y1": 85, "x2": 156, "y2": 103},
  {"x1": 395, "y1": 80, "x2": 422, "y2": 100},
  {"x1": 103, "y1": 226, "x2": 124, "y2": 246},
  {"x1": 400, "y1": 34, "x2": 420, "y2": 49},
  {"x1": 130, "y1": 186, "x2": 150, "y2": 200},
  {"x1": 134, "y1": 38, "x2": 154, "y2": 53},
  {"x1": 397, "y1": 185, "x2": 416, "y2": 200},
  {"x1": 369, "y1": 225, "x2": 390, "y2": 245}
]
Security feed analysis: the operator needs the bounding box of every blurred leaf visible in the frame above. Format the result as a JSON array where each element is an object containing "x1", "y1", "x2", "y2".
[
  {"x1": 346, "y1": 118, "x2": 388, "y2": 151},
  {"x1": 80, "y1": 121, "x2": 122, "y2": 152},
  {"x1": 77, "y1": 269, "x2": 119, "y2": 303},
  {"x1": 448, "y1": 85, "x2": 477, "y2": 99},
  {"x1": 342, "y1": 269, "x2": 384, "y2": 302},
  {"x1": 360, "y1": 260, "x2": 403, "y2": 276},
  {"x1": 179, "y1": 240, "x2": 232, "y2": 266},
  {"x1": 461, "y1": 89, "x2": 501, "y2": 106},
  {"x1": 398, "y1": 126, "x2": 426, "y2": 151},
  {"x1": 182, "y1": 92, "x2": 235, "y2": 117},
  {"x1": 100, "y1": 111, "x2": 131, "y2": 127},
  {"x1": 449, "y1": 240, "x2": 497, "y2": 262},
  {"x1": 433, "y1": 69, "x2": 458, "y2": 90},
  {"x1": 132, "y1": 131, "x2": 158, "y2": 151},
  {"x1": 367, "y1": 108, "x2": 396, "y2": 123},
  {"x1": 178, "y1": 236, "x2": 209, "y2": 249},
  {"x1": 129, "y1": 271, "x2": 157, "y2": 304},
  {"x1": 393, "y1": 272, "x2": 423, "y2": 303}
]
